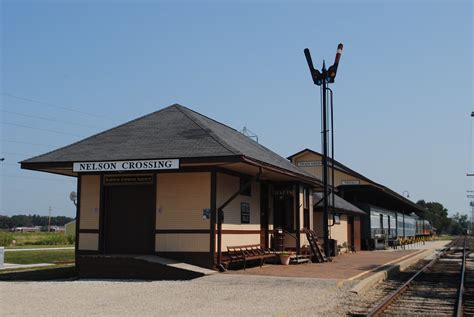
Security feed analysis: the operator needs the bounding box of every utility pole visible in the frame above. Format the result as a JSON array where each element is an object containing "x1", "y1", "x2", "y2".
[
  {"x1": 304, "y1": 43, "x2": 344, "y2": 257},
  {"x1": 467, "y1": 112, "x2": 474, "y2": 234},
  {"x1": 48, "y1": 206, "x2": 52, "y2": 232}
]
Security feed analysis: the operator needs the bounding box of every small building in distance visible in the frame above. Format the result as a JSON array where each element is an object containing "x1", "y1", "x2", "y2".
[{"x1": 65, "y1": 220, "x2": 76, "y2": 237}]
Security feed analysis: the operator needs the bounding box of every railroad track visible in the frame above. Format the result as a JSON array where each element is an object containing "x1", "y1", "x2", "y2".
[{"x1": 349, "y1": 237, "x2": 473, "y2": 317}]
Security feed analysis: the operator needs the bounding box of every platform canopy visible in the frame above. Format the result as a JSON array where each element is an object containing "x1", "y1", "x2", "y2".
[
  {"x1": 288, "y1": 148, "x2": 426, "y2": 216},
  {"x1": 21, "y1": 104, "x2": 322, "y2": 186},
  {"x1": 338, "y1": 184, "x2": 425, "y2": 217}
]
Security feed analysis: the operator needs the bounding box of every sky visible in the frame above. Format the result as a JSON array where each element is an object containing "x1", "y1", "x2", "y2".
[{"x1": 0, "y1": 0, "x2": 472, "y2": 218}]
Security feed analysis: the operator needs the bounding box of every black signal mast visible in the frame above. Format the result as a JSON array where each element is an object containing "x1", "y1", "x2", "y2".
[{"x1": 304, "y1": 44, "x2": 343, "y2": 257}]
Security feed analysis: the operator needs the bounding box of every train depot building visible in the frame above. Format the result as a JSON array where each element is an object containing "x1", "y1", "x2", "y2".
[
  {"x1": 288, "y1": 149, "x2": 432, "y2": 251},
  {"x1": 21, "y1": 104, "x2": 324, "y2": 276}
]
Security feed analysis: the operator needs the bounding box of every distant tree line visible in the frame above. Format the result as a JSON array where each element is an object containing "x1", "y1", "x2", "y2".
[
  {"x1": 416, "y1": 200, "x2": 469, "y2": 235},
  {"x1": 0, "y1": 214, "x2": 74, "y2": 229}
]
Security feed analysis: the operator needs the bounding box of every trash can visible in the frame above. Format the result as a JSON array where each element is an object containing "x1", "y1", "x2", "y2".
[
  {"x1": 328, "y1": 239, "x2": 337, "y2": 257},
  {"x1": 0, "y1": 247, "x2": 4, "y2": 268}
]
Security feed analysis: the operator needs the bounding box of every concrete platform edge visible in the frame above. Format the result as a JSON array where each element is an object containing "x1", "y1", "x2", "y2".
[{"x1": 348, "y1": 248, "x2": 435, "y2": 295}]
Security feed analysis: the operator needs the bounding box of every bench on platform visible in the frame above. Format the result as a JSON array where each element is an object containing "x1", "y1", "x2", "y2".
[{"x1": 225, "y1": 244, "x2": 276, "y2": 270}]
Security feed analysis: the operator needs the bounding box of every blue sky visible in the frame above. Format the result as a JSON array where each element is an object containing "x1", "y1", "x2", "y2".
[{"x1": 1, "y1": 1, "x2": 472, "y2": 217}]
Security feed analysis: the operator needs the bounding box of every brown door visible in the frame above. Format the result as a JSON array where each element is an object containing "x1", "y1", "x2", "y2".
[
  {"x1": 260, "y1": 183, "x2": 269, "y2": 247},
  {"x1": 353, "y1": 216, "x2": 361, "y2": 251},
  {"x1": 347, "y1": 215, "x2": 354, "y2": 249},
  {"x1": 103, "y1": 184, "x2": 155, "y2": 254}
]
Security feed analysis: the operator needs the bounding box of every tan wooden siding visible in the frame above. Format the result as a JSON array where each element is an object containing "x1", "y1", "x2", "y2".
[
  {"x1": 155, "y1": 233, "x2": 209, "y2": 252},
  {"x1": 220, "y1": 234, "x2": 260, "y2": 251},
  {"x1": 156, "y1": 172, "x2": 211, "y2": 230},
  {"x1": 313, "y1": 212, "x2": 324, "y2": 237},
  {"x1": 330, "y1": 214, "x2": 348, "y2": 246},
  {"x1": 300, "y1": 232, "x2": 309, "y2": 247},
  {"x1": 292, "y1": 151, "x2": 369, "y2": 186},
  {"x1": 78, "y1": 233, "x2": 99, "y2": 250},
  {"x1": 222, "y1": 224, "x2": 260, "y2": 230},
  {"x1": 217, "y1": 173, "x2": 260, "y2": 229},
  {"x1": 79, "y1": 175, "x2": 100, "y2": 230}
]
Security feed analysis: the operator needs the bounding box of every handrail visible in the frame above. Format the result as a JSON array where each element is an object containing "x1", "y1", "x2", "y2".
[{"x1": 281, "y1": 229, "x2": 297, "y2": 241}]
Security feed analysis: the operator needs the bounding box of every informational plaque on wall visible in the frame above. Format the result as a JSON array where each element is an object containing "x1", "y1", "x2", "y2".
[
  {"x1": 104, "y1": 175, "x2": 153, "y2": 186},
  {"x1": 202, "y1": 208, "x2": 210, "y2": 220}
]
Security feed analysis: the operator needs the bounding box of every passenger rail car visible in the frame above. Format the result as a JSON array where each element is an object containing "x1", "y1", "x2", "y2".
[{"x1": 360, "y1": 204, "x2": 433, "y2": 250}]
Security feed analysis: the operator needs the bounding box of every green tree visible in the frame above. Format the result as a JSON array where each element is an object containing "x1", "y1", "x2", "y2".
[
  {"x1": 449, "y1": 212, "x2": 469, "y2": 235},
  {"x1": 416, "y1": 200, "x2": 450, "y2": 234}
]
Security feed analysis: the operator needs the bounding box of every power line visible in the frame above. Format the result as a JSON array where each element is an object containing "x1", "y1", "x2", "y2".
[
  {"x1": 0, "y1": 163, "x2": 20, "y2": 167},
  {"x1": 1, "y1": 174, "x2": 75, "y2": 182},
  {"x1": 0, "y1": 92, "x2": 115, "y2": 121},
  {"x1": 1, "y1": 139, "x2": 60, "y2": 147},
  {"x1": 1, "y1": 121, "x2": 84, "y2": 137},
  {"x1": 1, "y1": 152, "x2": 35, "y2": 157},
  {"x1": 0, "y1": 108, "x2": 101, "y2": 129}
]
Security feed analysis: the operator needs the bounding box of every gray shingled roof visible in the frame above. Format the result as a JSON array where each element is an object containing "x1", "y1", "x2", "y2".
[
  {"x1": 313, "y1": 192, "x2": 366, "y2": 215},
  {"x1": 22, "y1": 104, "x2": 316, "y2": 180}
]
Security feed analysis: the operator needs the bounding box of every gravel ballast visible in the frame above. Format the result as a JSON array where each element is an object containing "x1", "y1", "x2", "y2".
[{"x1": 1, "y1": 274, "x2": 354, "y2": 316}]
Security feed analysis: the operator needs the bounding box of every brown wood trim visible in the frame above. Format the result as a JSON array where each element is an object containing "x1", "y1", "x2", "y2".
[
  {"x1": 240, "y1": 156, "x2": 323, "y2": 187},
  {"x1": 79, "y1": 229, "x2": 100, "y2": 233},
  {"x1": 155, "y1": 229, "x2": 261, "y2": 234},
  {"x1": 21, "y1": 156, "x2": 242, "y2": 173},
  {"x1": 216, "y1": 167, "x2": 253, "y2": 179},
  {"x1": 156, "y1": 229, "x2": 210, "y2": 234},
  {"x1": 75, "y1": 175, "x2": 81, "y2": 259},
  {"x1": 76, "y1": 250, "x2": 100, "y2": 256},
  {"x1": 210, "y1": 169, "x2": 217, "y2": 268},
  {"x1": 222, "y1": 230, "x2": 261, "y2": 234}
]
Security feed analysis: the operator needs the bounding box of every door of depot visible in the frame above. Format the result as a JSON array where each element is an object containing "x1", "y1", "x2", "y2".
[{"x1": 103, "y1": 184, "x2": 155, "y2": 254}]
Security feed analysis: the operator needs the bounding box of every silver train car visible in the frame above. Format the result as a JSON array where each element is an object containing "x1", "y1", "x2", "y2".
[{"x1": 361, "y1": 205, "x2": 433, "y2": 250}]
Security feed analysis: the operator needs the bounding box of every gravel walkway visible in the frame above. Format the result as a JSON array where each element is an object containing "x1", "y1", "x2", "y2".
[{"x1": 1, "y1": 274, "x2": 354, "y2": 316}]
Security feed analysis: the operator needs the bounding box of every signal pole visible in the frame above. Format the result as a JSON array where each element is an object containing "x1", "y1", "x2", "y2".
[
  {"x1": 48, "y1": 206, "x2": 52, "y2": 232},
  {"x1": 304, "y1": 44, "x2": 343, "y2": 257}
]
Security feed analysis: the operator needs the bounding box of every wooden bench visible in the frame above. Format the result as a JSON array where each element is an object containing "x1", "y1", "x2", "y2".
[{"x1": 225, "y1": 244, "x2": 276, "y2": 270}]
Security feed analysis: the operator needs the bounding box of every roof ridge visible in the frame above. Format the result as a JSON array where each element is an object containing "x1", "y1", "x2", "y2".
[
  {"x1": 289, "y1": 148, "x2": 374, "y2": 184},
  {"x1": 20, "y1": 104, "x2": 179, "y2": 163},
  {"x1": 175, "y1": 105, "x2": 242, "y2": 156},
  {"x1": 178, "y1": 106, "x2": 318, "y2": 180}
]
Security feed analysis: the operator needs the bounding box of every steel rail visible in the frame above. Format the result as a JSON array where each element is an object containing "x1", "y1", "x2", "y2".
[
  {"x1": 365, "y1": 240, "x2": 460, "y2": 317},
  {"x1": 455, "y1": 236, "x2": 467, "y2": 317}
]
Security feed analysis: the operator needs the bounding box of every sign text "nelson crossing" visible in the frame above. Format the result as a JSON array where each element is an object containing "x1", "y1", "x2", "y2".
[{"x1": 73, "y1": 159, "x2": 179, "y2": 172}]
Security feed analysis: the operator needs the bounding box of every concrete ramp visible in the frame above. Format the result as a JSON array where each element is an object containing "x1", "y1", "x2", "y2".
[
  {"x1": 77, "y1": 254, "x2": 216, "y2": 280},
  {"x1": 135, "y1": 255, "x2": 216, "y2": 276}
]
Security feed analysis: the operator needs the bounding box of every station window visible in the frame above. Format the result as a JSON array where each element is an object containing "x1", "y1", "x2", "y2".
[
  {"x1": 240, "y1": 177, "x2": 252, "y2": 196},
  {"x1": 241, "y1": 203, "x2": 250, "y2": 224}
]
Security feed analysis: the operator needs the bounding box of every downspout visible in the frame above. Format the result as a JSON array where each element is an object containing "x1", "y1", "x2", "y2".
[{"x1": 216, "y1": 170, "x2": 262, "y2": 270}]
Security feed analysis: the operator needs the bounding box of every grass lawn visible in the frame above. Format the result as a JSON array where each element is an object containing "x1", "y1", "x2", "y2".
[
  {"x1": 0, "y1": 231, "x2": 75, "y2": 247},
  {"x1": 0, "y1": 265, "x2": 77, "y2": 281},
  {"x1": 5, "y1": 244, "x2": 73, "y2": 249},
  {"x1": 5, "y1": 249, "x2": 75, "y2": 264}
]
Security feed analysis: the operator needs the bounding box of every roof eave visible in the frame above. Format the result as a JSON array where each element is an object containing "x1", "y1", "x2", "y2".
[{"x1": 241, "y1": 156, "x2": 323, "y2": 187}]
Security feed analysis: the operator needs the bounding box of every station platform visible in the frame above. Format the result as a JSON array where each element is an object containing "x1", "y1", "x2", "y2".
[{"x1": 228, "y1": 240, "x2": 449, "y2": 281}]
